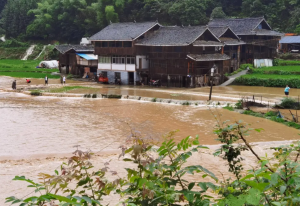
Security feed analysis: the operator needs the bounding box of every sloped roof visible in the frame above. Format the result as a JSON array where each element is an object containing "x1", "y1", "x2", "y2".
[
  {"x1": 280, "y1": 36, "x2": 300, "y2": 44},
  {"x1": 193, "y1": 40, "x2": 224, "y2": 46},
  {"x1": 208, "y1": 17, "x2": 271, "y2": 35},
  {"x1": 90, "y1": 22, "x2": 159, "y2": 41},
  {"x1": 187, "y1": 53, "x2": 230, "y2": 61},
  {"x1": 219, "y1": 37, "x2": 246, "y2": 45},
  {"x1": 209, "y1": 27, "x2": 229, "y2": 37},
  {"x1": 253, "y1": 29, "x2": 282, "y2": 36},
  {"x1": 55, "y1": 45, "x2": 94, "y2": 54},
  {"x1": 135, "y1": 26, "x2": 218, "y2": 46}
]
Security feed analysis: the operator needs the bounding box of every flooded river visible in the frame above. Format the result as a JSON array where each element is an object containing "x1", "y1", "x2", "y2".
[{"x1": 1, "y1": 76, "x2": 300, "y2": 204}]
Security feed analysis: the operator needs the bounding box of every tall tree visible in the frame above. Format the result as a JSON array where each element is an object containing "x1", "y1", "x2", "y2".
[{"x1": 210, "y1": 7, "x2": 226, "y2": 19}]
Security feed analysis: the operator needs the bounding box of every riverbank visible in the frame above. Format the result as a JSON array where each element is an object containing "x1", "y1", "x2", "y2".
[{"x1": 234, "y1": 61, "x2": 300, "y2": 87}]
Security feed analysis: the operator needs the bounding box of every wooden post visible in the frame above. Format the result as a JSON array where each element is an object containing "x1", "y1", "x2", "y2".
[{"x1": 221, "y1": 47, "x2": 224, "y2": 54}]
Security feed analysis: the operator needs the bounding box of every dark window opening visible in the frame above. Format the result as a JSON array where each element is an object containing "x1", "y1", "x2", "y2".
[
  {"x1": 109, "y1": 42, "x2": 116, "y2": 47},
  {"x1": 154, "y1": 47, "x2": 162, "y2": 52},
  {"x1": 123, "y1": 41, "x2": 132, "y2": 47},
  {"x1": 102, "y1": 42, "x2": 108, "y2": 47},
  {"x1": 116, "y1": 42, "x2": 122, "y2": 47},
  {"x1": 102, "y1": 71, "x2": 107, "y2": 77},
  {"x1": 174, "y1": 47, "x2": 182, "y2": 53}
]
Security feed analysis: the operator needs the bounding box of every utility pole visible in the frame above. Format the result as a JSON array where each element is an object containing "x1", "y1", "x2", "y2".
[{"x1": 208, "y1": 67, "x2": 214, "y2": 101}]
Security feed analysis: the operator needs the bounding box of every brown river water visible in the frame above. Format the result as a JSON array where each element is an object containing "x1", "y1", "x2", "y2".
[{"x1": 1, "y1": 76, "x2": 300, "y2": 205}]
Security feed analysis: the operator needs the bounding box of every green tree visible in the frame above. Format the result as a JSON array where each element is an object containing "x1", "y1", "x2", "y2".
[{"x1": 210, "y1": 6, "x2": 226, "y2": 19}]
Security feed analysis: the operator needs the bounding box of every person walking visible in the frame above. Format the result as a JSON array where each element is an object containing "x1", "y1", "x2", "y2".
[
  {"x1": 63, "y1": 76, "x2": 66, "y2": 85},
  {"x1": 45, "y1": 75, "x2": 48, "y2": 85},
  {"x1": 26, "y1": 79, "x2": 31, "y2": 84},
  {"x1": 12, "y1": 80, "x2": 16, "y2": 90},
  {"x1": 285, "y1": 85, "x2": 290, "y2": 98}
]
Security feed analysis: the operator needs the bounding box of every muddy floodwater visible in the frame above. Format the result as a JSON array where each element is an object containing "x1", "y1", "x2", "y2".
[{"x1": 1, "y1": 76, "x2": 300, "y2": 205}]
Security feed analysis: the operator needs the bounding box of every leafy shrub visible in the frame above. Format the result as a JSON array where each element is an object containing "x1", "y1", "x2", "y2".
[
  {"x1": 152, "y1": 97, "x2": 157, "y2": 102},
  {"x1": 107, "y1": 94, "x2": 122, "y2": 99},
  {"x1": 30, "y1": 90, "x2": 42, "y2": 96},
  {"x1": 280, "y1": 97, "x2": 299, "y2": 109},
  {"x1": 273, "y1": 58, "x2": 279, "y2": 66},
  {"x1": 92, "y1": 94, "x2": 97, "y2": 98},
  {"x1": 0, "y1": 38, "x2": 29, "y2": 48},
  {"x1": 235, "y1": 99, "x2": 243, "y2": 109},
  {"x1": 223, "y1": 103, "x2": 234, "y2": 111},
  {"x1": 264, "y1": 111, "x2": 277, "y2": 117}
]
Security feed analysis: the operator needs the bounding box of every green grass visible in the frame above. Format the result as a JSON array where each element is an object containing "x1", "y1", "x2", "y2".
[
  {"x1": 242, "y1": 74, "x2": 300, "y2": 79},
  {"x1": 278, "y1": 59, "x2": 300, "y2": 66},
  {"x1": 47, "y1": 86, "x2": 90, "y2": 93},
  {"x1": 0, "y1": 59, "x2": 59, "y2": 78},
  {"x1": 253, "y1": 66, "x2": 300, "y2": 72}
]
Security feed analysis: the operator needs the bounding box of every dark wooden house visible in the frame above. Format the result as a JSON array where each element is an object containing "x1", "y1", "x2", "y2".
[
  {"x1": 89, "y1": 22, "x2": 160, "y2": 85},
  {"x1": 55, "y1": 45, "x2": 97, "y2": 75},
  {"x1": 209, "y1": 17, "x2": 282, "y2": 64},
  {"x1": 209, "y1": 26, "x2": 245, "y2": 72},
  {"x1": 135, "y1": 26, "x2": 230, "y2": 87}
]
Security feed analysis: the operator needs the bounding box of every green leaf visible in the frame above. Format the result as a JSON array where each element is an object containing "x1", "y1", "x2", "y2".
[
  {"x1": 198, "y1": 182, "x2": 208, "y2": 191},
  {"x1": 246, "y1": 188, "x2": 261, "y2": 205},
  {"x1": 243, "y1": 181, "x2": 268, "y2": 192},
  {"x1": 272, "y1": 202, "x2": 282, "y2": 206},
  {"x1": 81, "y1": 196, "x2": 92, "y2": 203},
  {"x1": 48, "y1": 194, "x2": 80, "y2": 206},
  {"x1": 280, "y1": 186, "x2": 286, "y2": 194},
  {"x1": 188, "y1": 182, "x2": 195, "y2": 190},
  {"x1": 270, "y1": 173, "x2": 279, "y2": 186},
  {"x1": 55, "y1": 170, "x2": 58, "y2": 175}
]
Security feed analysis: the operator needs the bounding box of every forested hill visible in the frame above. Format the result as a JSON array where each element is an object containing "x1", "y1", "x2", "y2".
[{"x1": 0, "y1": 0, "x2": 300, "y2": 43}]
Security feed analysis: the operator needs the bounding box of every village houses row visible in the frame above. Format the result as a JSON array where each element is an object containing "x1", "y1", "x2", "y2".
[{"x1": 55, "y1": 17, "x2": 282, "y2": 87}]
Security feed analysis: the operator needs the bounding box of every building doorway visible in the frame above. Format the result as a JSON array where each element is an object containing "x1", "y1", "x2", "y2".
[{"x1": 128, "y1": 72, "x2": 134, "y2": 85}]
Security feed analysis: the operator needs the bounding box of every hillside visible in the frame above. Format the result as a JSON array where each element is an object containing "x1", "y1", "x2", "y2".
[{"x1": 0, "y1": 0, "x2": 299, "y2": 43}]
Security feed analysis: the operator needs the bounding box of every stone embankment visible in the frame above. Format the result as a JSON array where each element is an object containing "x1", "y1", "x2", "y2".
[{"x1": 2, "y1": 88, "x2": 235, "y2": 107}]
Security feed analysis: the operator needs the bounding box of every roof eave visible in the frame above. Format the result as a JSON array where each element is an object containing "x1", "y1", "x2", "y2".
[{"x1": 133, "y1": 23, "x2": 160, "y2": 41}]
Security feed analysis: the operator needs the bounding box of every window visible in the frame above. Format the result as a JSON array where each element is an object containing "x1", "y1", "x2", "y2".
[
  {"x1": 109, "y1": 41, "x2": 116, "y2": 47},
  {"x1": 257, "y1": 24, "x2": 262, "y2": 30},
  {"x1": 112, "y1": 55, "x2": 126, "y2": 64},
  {"x1": 123, "y1": 41, "x2": 132, "y2": 47},
  {"x1": 154, "y1": 47, "x2": 162, "y2": 52},
  {"x1": 101, "y1": 71, "x2": 107, "y2": 77},
  {"x1": 99, "y1": 56, "x2": 111, "y2": 63},
  {"x1": 95, "y1": 42, "x2": 101, "y2": 47},
  {"x1": 102, "y1": 42, "x2": 108, "y2": 47},
  {"x1": 126, "y1": 56, "x2": 135, "y2": 64},
  {"x1": 203, "y1": 46, "x2": 205, "y2": 51},
  {"x1": 116, "y1": 42, "x2": 122, "y2": 47},
  {"x1": 174, "y1": 47, "x2": 182, "y2": 53}
]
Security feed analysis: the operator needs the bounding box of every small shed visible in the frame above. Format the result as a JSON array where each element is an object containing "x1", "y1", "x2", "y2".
[
  {"x1": 279, "y1": 36, "x2": 300, "y2": 53},
  {"x1": 54, "y1": 45, "x2": 98, "y2": 75}
]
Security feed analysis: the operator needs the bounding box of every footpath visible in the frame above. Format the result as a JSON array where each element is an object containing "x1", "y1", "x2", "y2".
[{"x1": 220, "y1": 69, "x2": 248, "y2": 86}]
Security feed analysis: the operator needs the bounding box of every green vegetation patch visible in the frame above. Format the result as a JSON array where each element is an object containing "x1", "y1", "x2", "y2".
[
  {"x1": 225, "y1": 64, "x2": 253, "y2": 77},
  {"x1": 278, "y1": 59, "x2": 300, "y2": 66},
  {"x1": 48, "y1": 86, "x2": 90, "y2": 93},
  {"x1": 30, "y1": 90, "x2": 42, "y2": 96},
  {"x1": 234, "y1": 74, "x2": 300, "y2": 88},
  {"x1": 242, "y1": 110, "x2": 300, "y2": 130},
  {"x1": 0, "y1": 59, "x2": 59, "y2": 79}
]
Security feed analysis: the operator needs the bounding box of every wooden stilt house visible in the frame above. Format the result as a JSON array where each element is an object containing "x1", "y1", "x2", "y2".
[
  {"x1": 135, "y1": 26, "x2": 230, "y2": 87},
  {"x1": 209, "y1": 17, "x2": 282, "y2": 64},
  {"x1": 209, "y1": 26, "x2": 245, "y2": 72},
  {"x1": 55, "y1": 45, "x2": 97, "y2": 76}
]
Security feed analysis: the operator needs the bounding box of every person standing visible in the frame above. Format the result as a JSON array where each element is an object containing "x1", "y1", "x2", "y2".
[
  {"x1": 45, "y1": 75, "x2": 48, "y2": 85},
  {"x1": 63, "y1": 76, "x2": 66, "y2": 85},
  {"x1": 12, "y1": 80, "x2": 16, "y2": 90},
  {"x1": 285, "y1": 85, "x2": 290, "y2": 97}
]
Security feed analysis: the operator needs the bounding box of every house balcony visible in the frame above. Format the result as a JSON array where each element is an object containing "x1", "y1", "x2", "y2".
[
  {"x1": 94, "y1": 47, "x2": 135, "y2": 56},
  {"x1": 77, "y1": 59, "x2": 98, "y2": 67}
]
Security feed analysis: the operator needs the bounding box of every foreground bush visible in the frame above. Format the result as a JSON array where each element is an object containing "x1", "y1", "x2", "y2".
[
  {"x1": 6, "y1": 121, "x2": 300, "y2": 205},
  {"x1": 280, "y1": 97, "x2": 300, "y2": 109}
]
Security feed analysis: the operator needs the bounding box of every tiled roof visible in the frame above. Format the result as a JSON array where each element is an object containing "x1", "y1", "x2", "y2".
[
  {"x1": 135, "y1": 26, "x2": 213, "y2": 46},
  {"x1": 208, "y1": 17, "x2": 272, "y2": 35},
  {"x1": 253, "y1": 29, "x2": 283, "y2": 36},
  {"x1": 280, "y1": 36, "x2": 300, "y2": 44},
  {"x1": 90, "y1": 22, "x2": 159, "y2": 41},
  {"x1": 55, "y1": 45, "x2": 94, "y2": 54},
  {"x1": 209, "y1": 27, "x2": 229, "y2": 37},
  {"x1": 187, "y1": 53, "x2": 230, "y2": 61},
  {"x1": 193, "y1": 40, "x2": 224, "y2": 46},
  {"x1": 219, "y1": 37, "x2": 246, "y2": 45}
]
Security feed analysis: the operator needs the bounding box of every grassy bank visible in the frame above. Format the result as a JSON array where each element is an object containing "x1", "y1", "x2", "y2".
[
  {"x1": 0, "y1": 59, "x2": 59, "y2": 79},
  {"x1": 223, "y1": 107, "x2": 300, "y2": 130},
  {"x1": 234, "y1": 64, "x2": 300, "y2": 87},
  {"x1": 47, "y1": 86, "x2": 90, "y2": 93}
]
